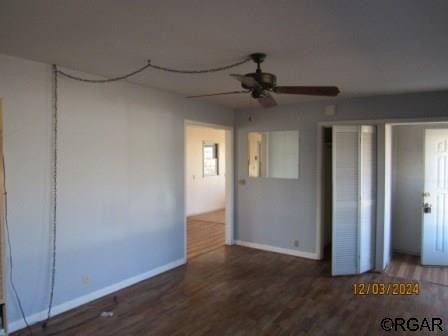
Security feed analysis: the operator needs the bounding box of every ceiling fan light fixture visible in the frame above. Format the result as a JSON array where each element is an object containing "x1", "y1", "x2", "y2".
[{"x1": 188, "y1": 53, "x2": 340, "y2": 108}]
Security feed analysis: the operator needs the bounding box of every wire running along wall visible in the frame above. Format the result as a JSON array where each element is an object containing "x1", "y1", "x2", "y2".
[{"x1": 7, "y1": 56, "x2": 251, "y2": 334}]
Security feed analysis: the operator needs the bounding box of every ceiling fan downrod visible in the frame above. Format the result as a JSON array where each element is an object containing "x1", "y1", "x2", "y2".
[{"x1": 250, "y1": 53, "x2": 266, "y2": 73}]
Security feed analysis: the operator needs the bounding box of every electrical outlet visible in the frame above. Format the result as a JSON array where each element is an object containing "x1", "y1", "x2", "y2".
[
  {"x1": 82, "y1": 275, "x2": 90, "y2": 286},
  {"x1": 293, "y1": 240, "x2": 299, "y2": 247}
]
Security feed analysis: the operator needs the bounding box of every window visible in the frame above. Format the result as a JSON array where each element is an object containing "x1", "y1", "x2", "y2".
[{"x1": 203, "y1": 142, "x2": 219, "y2": 176}]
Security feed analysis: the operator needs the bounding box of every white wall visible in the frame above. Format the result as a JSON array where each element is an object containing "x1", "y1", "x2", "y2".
[
  {"x1": 186, "y1": 126, "x2": 226, "y2": 216},
  {"x1": 0, "y1": 53, "x2": 234, "y2": 330}
]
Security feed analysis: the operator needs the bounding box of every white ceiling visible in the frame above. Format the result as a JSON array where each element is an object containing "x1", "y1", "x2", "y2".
[{"x1": 1, "y1": 1, "x2": 448, "y2": 109}]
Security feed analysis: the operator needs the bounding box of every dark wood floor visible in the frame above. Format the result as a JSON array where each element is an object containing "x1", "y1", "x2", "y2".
[
  {"x1": 187, "y1": 209, "x2": 225, "y2": 259},
  {"x1": 14, "y1": 246, "x2": 448, "y2": 336},
  {"x1": 386, "y1": 253, "x2": 448, "y2": 287}
]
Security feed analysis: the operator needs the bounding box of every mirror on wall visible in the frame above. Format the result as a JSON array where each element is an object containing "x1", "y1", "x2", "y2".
[{"x1": 248, "y1": 130, "x2": 299, "y2": 179}]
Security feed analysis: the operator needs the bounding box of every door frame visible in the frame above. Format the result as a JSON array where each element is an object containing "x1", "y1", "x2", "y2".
[
  {"x1": 316, "y1": 117, "x2": 448, "y2": 272},
  {"x1": 184, "y1": 120, "x2": 235, "y2": 261},
  {"x1": 0, "y1": 99, "x2": 7, "y2": 333}
]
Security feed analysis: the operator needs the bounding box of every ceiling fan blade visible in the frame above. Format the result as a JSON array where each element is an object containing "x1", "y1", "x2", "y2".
[
  {"x1": 256, "y1": 91, "x2": 277, "y2": 108},
  {"x1": 230, "y1": 74, "x2": 261, "y2": 89},
  {"x1": 186, "y1": 90, "x2": 249, "y2": 98},
  {"x1": 273, "y1": 86, "x2": 340, "y2": 96}
]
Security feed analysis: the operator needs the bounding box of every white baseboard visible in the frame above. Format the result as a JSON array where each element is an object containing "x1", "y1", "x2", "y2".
[
  {"x1": 236, "y1": 240, "x2": 319, "y2": 260},
  {"x1": 9, "y1": 257, "x2": 186, "y2": 333}
]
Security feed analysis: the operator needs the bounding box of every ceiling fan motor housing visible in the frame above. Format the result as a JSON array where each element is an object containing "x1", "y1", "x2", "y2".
[{"x1": 243, "y1": 72, "x2": 277, "y2": 90}]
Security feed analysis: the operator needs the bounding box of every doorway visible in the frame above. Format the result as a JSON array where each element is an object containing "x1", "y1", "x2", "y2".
[
  {"x1": 387, "y1": 122, "x2": 448, "y2": 284},
  {"x1": 322, "y1": 127, "x2": 333, "y2": 260},
  {"x1": 184, "y1": 121, "x2": 234, "y2": 260},
  {"x1": 318, "y1": 124, "x2": 377, "y2": 276}
]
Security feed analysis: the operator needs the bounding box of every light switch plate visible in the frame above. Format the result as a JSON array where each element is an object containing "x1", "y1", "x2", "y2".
[{"x1": 324, "y1": 105, "x2": 336, "y2": 116}]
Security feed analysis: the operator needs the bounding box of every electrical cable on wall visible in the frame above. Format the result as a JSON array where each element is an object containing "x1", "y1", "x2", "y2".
[
  {"x1": 56, "y1": 56, "x2": 251, "y2": 82},
  {"x1": 3, "y1": 156, "x2": 34, "y2": 335},
  {"x1": 1, "y1": 55, "x2": 249, "y2": 335},
  {"x1": 43, "y1": 65, "x2": 59, "y2": 327},
  {"x1": 37, "y1": 56, "x2": 251, "y2": 331}
]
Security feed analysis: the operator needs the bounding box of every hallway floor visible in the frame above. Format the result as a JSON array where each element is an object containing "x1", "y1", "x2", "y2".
[
  {"x1": 187, "y1": 209, "x2": 225, "y2": 259},
  {"x1": 386, "y1": 253, "x2": 448, "y2": 286}
]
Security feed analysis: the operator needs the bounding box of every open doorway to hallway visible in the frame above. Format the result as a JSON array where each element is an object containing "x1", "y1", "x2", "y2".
[
  {"x1": 386, "y1": 122, "x2": 448, "y2": 286},
  {"x1": 321, "y1": 127, "x2": 333, "y2": 261},
  {"x1": 185, "y1": 124, "x2": 227, "y2": 260}
]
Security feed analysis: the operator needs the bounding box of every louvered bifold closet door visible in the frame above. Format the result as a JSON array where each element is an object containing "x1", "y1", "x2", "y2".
[
  {"x1": 359, "y1": 126, "x2": 377, "y2": 273},
  {"x1": 332, "y1": 126, "x2": 360, "y2": 276}
]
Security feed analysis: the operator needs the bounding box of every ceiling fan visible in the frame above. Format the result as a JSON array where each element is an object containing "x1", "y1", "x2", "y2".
[{"x1": 187, "y1": 53, "x2": 340, "y2": 108}]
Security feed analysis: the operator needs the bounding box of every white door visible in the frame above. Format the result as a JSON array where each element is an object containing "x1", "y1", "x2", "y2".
[
  {"x1": 422, "y1": 129, "x2": 448, "y2": 266},
  {"x1": 332, "y1": 126, "x2": 376, "y2": 275}
]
